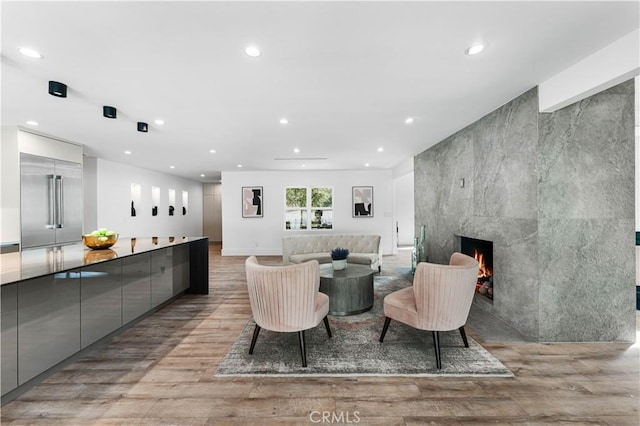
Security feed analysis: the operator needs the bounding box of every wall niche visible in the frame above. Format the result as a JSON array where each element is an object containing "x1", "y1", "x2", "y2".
[
  {"x1": 130, "y1": 183, "x2": 141, "y2": 217},
  {"x1": 151, "y1": 186, "x2": 160, "y2": 216},
  {"x1": 182, "y1": 190, "x2": 188, "y2": 215},
  {"x1": 168, "y1": 189, "x2": 176, "y2": 216}
]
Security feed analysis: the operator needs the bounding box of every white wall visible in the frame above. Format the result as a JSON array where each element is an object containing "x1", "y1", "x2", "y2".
[
  {"x1": 394, "y1": 171, "x2": 414, "y2": 246},
  {"x1": 392, "y1": 158, "x2": 415, "y2": 248},
  {"x1": 636, "y1": 75, "x2": 640, "y2": 233},
  {"x1": 1, "y1": 128, "x2": 20, "y2": 245},
  {"x1": 89, "y1": 158, "x2": 203, "y2": 238},
  {"x1": 539, "y1": 28, "x2": 639, "y2": 112},
  {"x1": 83, "y1": 156, "x2": 98, "y2": 233},
  {"x1": 221, "y1": 170, "x2": 394, "y2": 256}
]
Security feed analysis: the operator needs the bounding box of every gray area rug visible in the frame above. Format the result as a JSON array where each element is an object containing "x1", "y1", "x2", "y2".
[{"x1": 216, "y1": 275, "x2": 513, "y2": 377}]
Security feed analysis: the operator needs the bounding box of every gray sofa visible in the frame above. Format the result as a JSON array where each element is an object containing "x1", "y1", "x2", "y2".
[{"x1": 282, "y1": 234, "x2": 382, "y2": 271}]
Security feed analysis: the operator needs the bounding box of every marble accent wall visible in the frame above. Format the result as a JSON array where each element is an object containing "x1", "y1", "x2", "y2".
[
  {"x1": 537, "y1": 81, "x2": 635, "y2": 341},
  {"x1": 414, "y1": 81, "x2": 635, "y2": 342}
]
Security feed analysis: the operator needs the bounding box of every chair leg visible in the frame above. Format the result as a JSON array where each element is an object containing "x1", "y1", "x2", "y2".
[
  {"x1": 323, "y1": 316, "x2": 332, "y2": 338},
  {"x1": 459, "y1": 326, "x2": 469, "y2": 348},
  {"x1": 432, "y1": 331, "x2": 442, "y2": 369},
  {"x1": 379, "y1": 317, "x2": 391, "y2": 342},
  {"x1": 249, "y1": 324, "x2": 261, "y2": 355},
  {"x1": 298, "y1": 330, "x2": 307, "y2": 367}
]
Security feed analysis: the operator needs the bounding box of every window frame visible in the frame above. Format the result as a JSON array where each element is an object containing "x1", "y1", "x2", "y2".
[{"x1": 284, "y1": 186, "x2": 333, "y2": 230}]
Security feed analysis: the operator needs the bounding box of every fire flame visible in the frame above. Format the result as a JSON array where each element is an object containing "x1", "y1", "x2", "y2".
[{"x1": 474, "y1": 248, "x2": 492, "y2": 279}]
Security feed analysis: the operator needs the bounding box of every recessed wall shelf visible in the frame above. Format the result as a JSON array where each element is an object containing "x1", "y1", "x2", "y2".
[
  {"x1": 130, "y1": 183, "x2": 141, "y2": 217},
  {"x1": 182, "y1": 190, "x2": 188, "y2": 215},
  {"x1": 168, "y1": 189, "x2": 175, "y2": 216},
  {"x1": 151, "y1": 186, "x2": 160, "y2": 216}
]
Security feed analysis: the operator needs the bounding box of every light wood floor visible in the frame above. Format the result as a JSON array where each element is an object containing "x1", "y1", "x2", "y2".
[{"x1": 1, "y1": 244, "x2": 638, "y2": 425}]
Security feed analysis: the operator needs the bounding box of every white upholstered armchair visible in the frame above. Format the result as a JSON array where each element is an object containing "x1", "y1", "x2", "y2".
[
  {"x1": 245, "y1": 256, "x2": 332, "y2": 367},
  {"x1": 379, "y1": 252, "x2": 479, "y2": 369}
]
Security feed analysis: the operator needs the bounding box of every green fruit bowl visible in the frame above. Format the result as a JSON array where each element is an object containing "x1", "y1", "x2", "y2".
[{"x1": 83, "y1": 233, "x2": 119, "y2": 250}]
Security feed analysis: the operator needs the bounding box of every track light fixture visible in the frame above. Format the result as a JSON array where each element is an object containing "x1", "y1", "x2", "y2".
[
  {"x1": 103, "y1": 106, "x2": 117, "y2": 119},
  {"x1": 137, "y1": 122, "x2": 148, "y2": 132},
  {"x1": 48, "y1": 81, "x2": 67, "y2": 97}
]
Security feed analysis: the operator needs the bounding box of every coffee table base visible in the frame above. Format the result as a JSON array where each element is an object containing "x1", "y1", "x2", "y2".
[
  {"x1": 328, "y1": 305, "x2": 373, "y2": 316},
  {"x1": 319, "y1": 264, "x2": 375, "y2": 316}
]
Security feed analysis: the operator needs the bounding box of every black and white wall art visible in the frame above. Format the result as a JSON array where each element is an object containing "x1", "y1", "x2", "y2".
[
  {"x1": 242, "y1": 186, "x2": 263, "y2": 218},
  {"x1": 352, "y1": 186, "x2": 373, "y2": 217}
]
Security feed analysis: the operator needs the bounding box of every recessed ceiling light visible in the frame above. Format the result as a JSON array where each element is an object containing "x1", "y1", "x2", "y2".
[
  {"x1": 301, "y1": 164, "x2": 306, "y2": 168},
  {"x1": 209, "y1": 149, "x2": 216, "y2": 154},
  {"x1": 405, "y1": 117, "x2": 414, "y2": 124},
  {"x1": 245, "y1": 45, "x2": 261, "y2": 57},
  {"x1": 377, "y1": 147, "x2": 384, "y2": 153},
  {"x1": 18, "y1": 47, "x2": 43, "y2": 59},
  {"x1": 465, "y1": 44, "x2": 485, "y2": 55},
  {"x1": 124, "y1": 150, "x2": 132, "y2": 155},
  {"x1": 25, "y1": 120, "x2": 39, "y2": 126},
  {"x1": 364, "y1": 163, "x2": 370, "y2": 167},
  {"x1": 170, "y1": 165, "x2": 175, "y2": 169},
  {"x1": 200, "y1": 174, "x2": 205, "y2": 177},
  {"x1": 280, "y1": 118, "x2": 288, "y2": 125},
  {"x1": 154, "y1": 119, "x2": 165, "y2": 125},
  {"x1": 293, "y1": 148, "x2": 300, "y2": 153},
  {"x1": 237, "y1": 164, "x2": 243, "y2": 168}
]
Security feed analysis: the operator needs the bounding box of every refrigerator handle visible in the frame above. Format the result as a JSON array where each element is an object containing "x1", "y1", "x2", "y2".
[
  {"x1": 46, "y1": 175, "x2": 56, "y2": 229},
  {"x1": 55, "y1": 175, "x2": 64, "y2": 228}
]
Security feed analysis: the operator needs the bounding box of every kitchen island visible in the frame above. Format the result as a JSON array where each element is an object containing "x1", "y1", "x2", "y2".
[{"x1": 1, "y1": 236, "x2": 209, "y2": 402}]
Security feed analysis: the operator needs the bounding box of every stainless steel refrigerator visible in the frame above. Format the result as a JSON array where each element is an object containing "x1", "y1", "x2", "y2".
[{"x1": 20, "y1": 153, "x2": 82, "y2": 249}]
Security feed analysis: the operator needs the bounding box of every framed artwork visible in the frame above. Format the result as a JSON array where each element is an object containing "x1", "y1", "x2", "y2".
[
  {"x1": 242, "y1": 186, "x2": 263, "y2": 218},
  {"x1": 352, "y1": 186, "x2": 373, "y2": 217}
]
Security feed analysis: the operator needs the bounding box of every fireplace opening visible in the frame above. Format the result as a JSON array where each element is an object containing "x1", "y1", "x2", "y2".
[{"x1": 460, "y1": 236, "x2": 493, "y2": 301}]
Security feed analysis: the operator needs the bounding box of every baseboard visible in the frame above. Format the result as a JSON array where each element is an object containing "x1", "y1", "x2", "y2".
[{"x1": 221, "y1": 248, "x2": 282, "y2": 256}]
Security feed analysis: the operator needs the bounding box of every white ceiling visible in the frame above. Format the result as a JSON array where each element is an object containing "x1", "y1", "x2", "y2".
[{"x1": 2, "y1": 1, "x2": 639, "y2": 182}]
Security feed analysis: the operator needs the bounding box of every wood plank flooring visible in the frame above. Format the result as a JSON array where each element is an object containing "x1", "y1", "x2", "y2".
[{"x1": 1, "y1": 243, "x2": 638, "y2": 425}]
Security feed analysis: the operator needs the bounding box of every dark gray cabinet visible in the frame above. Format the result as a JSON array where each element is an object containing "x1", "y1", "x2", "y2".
[
  {"x1": 81, "y1": 260, "x2": 123, "y2": 348},
  {"x1": 2, "y1": 238, "x2": 208, "y2": 399},
  {"x1": 122, "y1": 253, "x2": 151, "y2": 323},
  {"x1": 173, "y1": 244, "x2": 190, "y2": 295},
  {"x1": 18, "y1": 271, "x2": 81, "y2": 385},
  {"x1": 151, "y1": 249, "x2": 173, "y2": 307},
  {"x1": 1, "y1": 284, "x2": 18, "y2": 395}
]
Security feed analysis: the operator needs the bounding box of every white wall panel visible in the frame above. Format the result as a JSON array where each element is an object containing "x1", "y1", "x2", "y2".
[
  {"x1": 93, "y1": 158, "x2": 203, "y2": 238},
  {"x1": 221, "y1": 170, "x2": 394, "y2": 256}
]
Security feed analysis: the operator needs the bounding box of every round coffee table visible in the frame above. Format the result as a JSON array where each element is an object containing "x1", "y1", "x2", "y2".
[{"x1": 319, "y1": 264, "x2": 376, "y2": 316}]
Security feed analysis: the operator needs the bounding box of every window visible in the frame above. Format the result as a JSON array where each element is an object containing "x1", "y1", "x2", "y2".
[{"x1": 285, "y1": 187, "x2": 333, "y2": 230}]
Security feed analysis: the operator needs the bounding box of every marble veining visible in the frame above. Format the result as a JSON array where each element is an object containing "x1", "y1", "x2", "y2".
[
  {"x1": 538, "y1": 86, "x2": 635, "y2": 220},
  {"x1": 473, "y1": 87, "x2": 539, "y2": 220},
  {"x1": 414, "y1": 80, "x2": 635, "y2": 342}
]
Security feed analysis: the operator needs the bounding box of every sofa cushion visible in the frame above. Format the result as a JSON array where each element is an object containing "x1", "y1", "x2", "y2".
[
  {"x1": 282, "y1": 234, "x2": 382, "y2": 271},
  {"x1": 345, "y1": 253, "x2": 378, "y2": 265},
  {"x1": 290, "y1": 253, "x2": 332, "y2": 264},
  {"x1": 289, "y1": 252, "x2": 378, "y2": 267}
]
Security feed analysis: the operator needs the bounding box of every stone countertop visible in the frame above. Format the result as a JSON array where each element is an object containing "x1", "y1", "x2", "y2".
[{"x1": 0, "y1": 237, "x2": 206, "y2": 286}]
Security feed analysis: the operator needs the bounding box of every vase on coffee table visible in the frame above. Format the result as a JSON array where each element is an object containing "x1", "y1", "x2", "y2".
[{"x1": 332, "y1": 259, "x2": 347, "y2": 270}]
